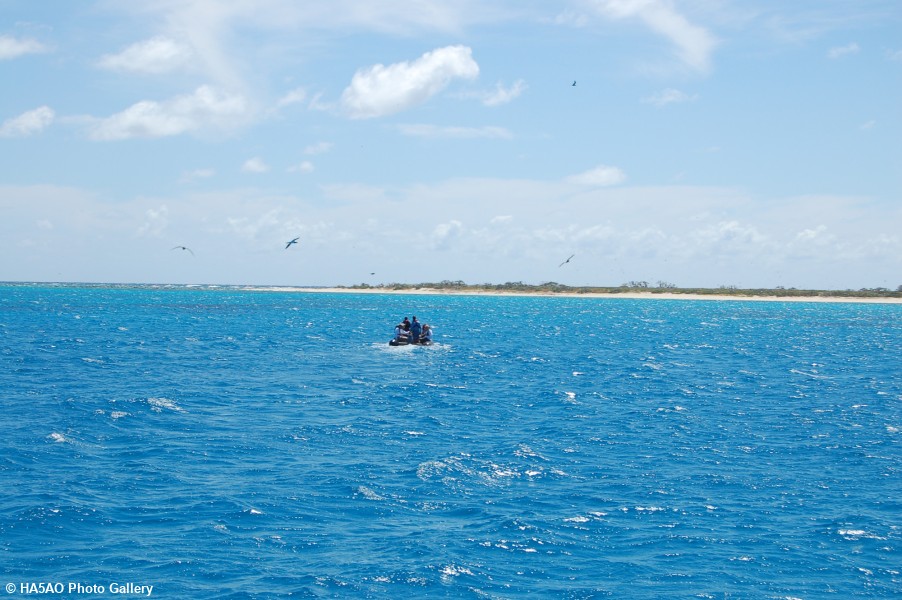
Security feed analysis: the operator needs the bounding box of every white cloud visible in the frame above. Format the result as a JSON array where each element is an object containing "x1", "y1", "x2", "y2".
[
  {"x1": 304, "y1": 141, "x2": 333, "y2": 155},
  {"x1": 98, "y1": 2, "x2": 515, "y2": 96},
  {"x1": 88, "y1": 86, "x2": 248, "y2": 140},
  {"x1": 277, "y1": 88, "x2": 307, "y2": 107},
  {"x1": 691, "y1": 220, "x2": 769, "y2": 255},
  {"x1": 481, "y1": 79, "x2": 527, "y2": 107},
  {"x1": 790, "y1": 225, "x2": 839, "y2": 259},
  {"x1": 589, "y1": 0, "x2": 717, "y2": 72},
  {"x1": 642, "y1": 88, "x2": 697, "y2": 107},
  {"x1": 341, "y1": 45, "x2": 480, "y2": 119},
  {"x1": 242, "y1": 157, "x2": 270, "y2": 173},
  {"x1": 4, "y1": 179, "x2": 897, "y2": 289},
  {"x1": 888, "y1": 49, "x2": 902, "y2": 62},
  {"x1": 288, "y1": 161, "x2": 315, "y2": 174},
  {"x1": 565, "y1": 164, "x2": 627, "y2": 187},
  {"x1": 0, "y1": 35, "x2": 48, "y2": 60},
  {"x1": 0, "y1": 106, "x2": 55, "y2": 138},
  {"x1": 859, "y1": 120, "x2": 876, "y2": 131},
  {"x1": 827, "y1": 42, "x2": 860, "y2": 59},
  {"x1": 307, "y1": 93, "x2": 333, "y2": 113},
  {"x1": 225, "y1": 209, "x2": 284, "y2": 242},
  {"x1": 431, "y1": 220, "x2": 464, "y2": 250},
  {"x1": 97, "y1": 36, "x2": 194, "y2": 74},
  {"x1": 137, "y1": 205, "x2": 169, "y2": 237},
  {"x1": 397, "y1": 124, "x2": 512, "y2": 139},
  {"x1": 795, "y1": 225, "x2": 830, "y2": 242}
]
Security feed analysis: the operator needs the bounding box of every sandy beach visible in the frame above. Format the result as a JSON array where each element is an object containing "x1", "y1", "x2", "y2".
[{"x1": 253, "y1": 287, "x2": 902, "y2": 304}]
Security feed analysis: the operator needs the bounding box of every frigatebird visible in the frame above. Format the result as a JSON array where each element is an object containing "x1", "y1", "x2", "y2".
[
  {"x1": 559, "y1": 254, "x2": 575, "y2": 267},
  {"x1": 285, "y1": 237, "x2": 300, "y2": 249},
  {"x1": 171, "y1": 245, "x2": 194, "y2": 256}
]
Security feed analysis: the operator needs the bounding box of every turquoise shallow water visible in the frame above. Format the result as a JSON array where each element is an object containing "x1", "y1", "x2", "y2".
[{"x1": 1, "y1": 284, "x2": 900, "y2": 598}]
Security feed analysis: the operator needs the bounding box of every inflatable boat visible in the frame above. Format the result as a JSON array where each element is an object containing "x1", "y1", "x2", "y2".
[{"x1": 388, "y1": 337, "x2": 433, "y2": 347}]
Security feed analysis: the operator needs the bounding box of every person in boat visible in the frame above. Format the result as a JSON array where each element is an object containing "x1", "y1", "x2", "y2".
[
  {"x1": 410, "y1": 316, "x2": 422, "y2": 343},
  {"x1": 394, "y1": 322, "x2": 409, "y2": 343},
  {"x1": 402, "y1": 317, "x2": 411, "y2": 332},
  {"x1": 419, "y1": 324, "x2": 432, "y2": 343}
]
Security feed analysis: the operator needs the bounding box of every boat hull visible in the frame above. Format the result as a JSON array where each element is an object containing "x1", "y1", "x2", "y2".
[{"x1": 388, "y1": 338, "x2": 433, "y2": 347}]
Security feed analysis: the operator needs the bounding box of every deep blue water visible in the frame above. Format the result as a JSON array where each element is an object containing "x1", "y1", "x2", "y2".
[{"x1": 1, "y1": 284, "x2": 900, "y2": 599}]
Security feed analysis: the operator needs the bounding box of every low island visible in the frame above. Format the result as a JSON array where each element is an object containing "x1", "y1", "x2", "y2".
[{"x1": 306, "y1": 281, "x2": 902, "y2": 304}]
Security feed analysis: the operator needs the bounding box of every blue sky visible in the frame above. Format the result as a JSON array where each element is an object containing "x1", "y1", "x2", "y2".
[{"x1": 1, "y1": 0, "x2": 900, "y2": 289}]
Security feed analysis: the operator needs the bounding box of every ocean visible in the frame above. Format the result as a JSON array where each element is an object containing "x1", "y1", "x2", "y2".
[{"x1": 1, "y1": 283, "x2": 900, "y2": 599}]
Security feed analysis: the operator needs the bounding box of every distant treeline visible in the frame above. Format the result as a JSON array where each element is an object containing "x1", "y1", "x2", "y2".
[{"x1": 346, "y1": 280, "x2": 902, "y2": 299}]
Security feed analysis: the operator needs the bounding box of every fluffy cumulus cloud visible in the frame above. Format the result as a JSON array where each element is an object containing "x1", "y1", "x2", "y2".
[
  {"x1": 0, "y1": 35, "x2": 48, "y2": 60},
  {"x1": 589, "y1": 0, "x2": 717, "y2": 72},
  {"x1": 341, "y1": 45, "x2": 479, "y2": 119},
  {"x1": 88, "y1": 85, "x2": 248, "y2": 140},
  {"x1": 0, "y1": 106, "x2": 55, "y2": 138},
  {"x1": 565, "y1": 164, "x2": 627, "y2": 187},
  {"x1": 97, "y1": 36, "x2": 194, "y2": 74}
]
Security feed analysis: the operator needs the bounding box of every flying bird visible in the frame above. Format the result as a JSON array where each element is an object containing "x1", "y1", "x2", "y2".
[
  {"x1": 572, "y1": 80, "x2": 576, "y2": 86},
  {"x1": 559, "y1": 254, "x2": 575, "y2": 267},
  {"x1": 171, "y1": 245, "x2": 194, "y2": 256},
  {"x1": 285, "y1": 237, "x2": 300, "y2": 249}
]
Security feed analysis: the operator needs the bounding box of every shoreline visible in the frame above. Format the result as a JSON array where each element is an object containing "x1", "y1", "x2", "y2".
[
  {"x1": 255, "y1": 286, "x2": 902, "y2": 304},
  {"x1": 6, "y1": 281, "x2": 900, "y2": 304}
]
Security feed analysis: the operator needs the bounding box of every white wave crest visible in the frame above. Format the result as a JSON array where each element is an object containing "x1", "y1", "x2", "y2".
[
  {"x1": 147, "y1": 397, "x2": 184, "y2": 412},
  {"x1": 356, "y1": 486, "x2": 384, "y2": 501}
]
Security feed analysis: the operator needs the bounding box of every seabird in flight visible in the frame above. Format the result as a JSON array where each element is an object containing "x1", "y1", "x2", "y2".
[
  {"x1": 285, "y1": 237, "x2": 300, "y2": 249},
  {"x1": 559, "y1": 254, "x2": 575, "y2": 267},
  {"x1": 171, "y1": 245, "x2": 194, "y2": 256},
  {"x1": 572, "y1": 80, "x2": 576, "y2": 86}
]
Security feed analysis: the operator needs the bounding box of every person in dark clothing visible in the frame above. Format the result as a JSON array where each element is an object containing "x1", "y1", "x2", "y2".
[{"x1": 410, "y1": 316, "x2": 422, "y2": 343}]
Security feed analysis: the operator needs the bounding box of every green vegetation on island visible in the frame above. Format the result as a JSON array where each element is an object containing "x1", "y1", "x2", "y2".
[{"x1": 345, "y1": 280, "x2": 902, "y2": 299}]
